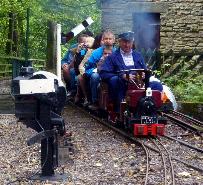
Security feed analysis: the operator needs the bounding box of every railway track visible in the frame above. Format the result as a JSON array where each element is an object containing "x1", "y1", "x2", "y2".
[
  {"x1": 157, "y1": 138, "x2": 175, "y2": 185},
  {"x1": 164, "y1": 134, "x2": 203, "y2": 153},
  {"x1": 67, "y1": 102, "x2": 203, "y2": 177},
  {"x1": 171, "y1": 110, "x2": 203, "y2": 127},
  {"x1": 139, "y1": 142, "x2": 149, "y2": 185},
  {"x1": 162, "y1": 111, "x2": 203, "y2": 135},
  {"x1": 143, "y1": 138, "x2": 175, "y2": 185}
]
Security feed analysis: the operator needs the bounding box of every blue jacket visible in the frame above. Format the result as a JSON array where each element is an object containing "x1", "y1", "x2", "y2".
[
  {"x1": 61, "y1": 43, "x2": 78, "y2": 66},
  {"x1": 85, "y1": 46, "x2": 105, "y2": 76},
  {"x1": 99, "y1": 49, "x2": 147, "y2": 80}
]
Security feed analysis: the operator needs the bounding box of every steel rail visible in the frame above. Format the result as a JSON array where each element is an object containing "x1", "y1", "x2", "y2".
[
  {"x1": 162, "y1": 112, "x2": 202, "y2": 135},
  {"x1": 165, "y1": 135, "x2": 203, "y2": 153},
  {"x1": 171, "y1": 110, "x2": 203, "y2": 126},
  {"x1": 150, "y1": 138, "x2": 167, "y2": 185},
  {"x1": 140, "y1": 139, "x2": 203, "y2": 173},
  {"x1": 140, "y1": 142, "x2": 150, "y2": 185},
  {"x1": 157, "y1": 137, "x2": 175, "y2": 185}
]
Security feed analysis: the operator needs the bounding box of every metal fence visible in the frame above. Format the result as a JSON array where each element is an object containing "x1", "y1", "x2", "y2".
[
  {"x1": 0, "y1": 56, "x2": 45, "y2": 95},
  {"x1": 0, "y1": 56, "x2": 45, "y2": 114}
]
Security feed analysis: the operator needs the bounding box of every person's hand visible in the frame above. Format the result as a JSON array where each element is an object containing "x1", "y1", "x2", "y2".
[
  {"x1": 141, "y1": 72, "x2": 145, "y2": 79},
  {"x1": 129, "y1": 74, "x2": 136, "y2": 83},
  {"x1": 62, "y1": 63, "x2": 69, "y2": 70},
  {"x1": 76, "y1": 43, "x2": 87, "y2": 53},
  {"x1": 100, "y1": 56, "x2": 105, "y2": 61},
  {"x1": 122, "y1": 74, "x2": 128, "y2": 80},
  {"x1": 123, "y1": 74, "x2": 136, "y2": 83}
]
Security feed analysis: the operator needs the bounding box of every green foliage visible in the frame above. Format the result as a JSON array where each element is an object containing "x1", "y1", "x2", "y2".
[
  {"x1": 153, "y1": 70, "x2": 162, "y2": 77},
  {"x1": 0, "y1": 0, "x2": 101, "y2": 58},
  {"x1": 162, "y1": 70, "x2": 203, "y2": 103}
]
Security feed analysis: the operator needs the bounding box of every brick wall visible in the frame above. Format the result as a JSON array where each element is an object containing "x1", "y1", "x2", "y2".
[{"x1": 100, "y1": 0, "x2": 203, "y2": 53}]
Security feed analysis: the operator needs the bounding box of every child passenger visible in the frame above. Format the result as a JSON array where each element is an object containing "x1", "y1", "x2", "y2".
[{"x1": 96, "y1": 46, "x2": 113, "y2": 73}]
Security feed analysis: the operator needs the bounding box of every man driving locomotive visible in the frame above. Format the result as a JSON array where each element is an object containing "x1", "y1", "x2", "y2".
[{"x1": 99, "y1": 31, "x2": 163, "y2": 111}]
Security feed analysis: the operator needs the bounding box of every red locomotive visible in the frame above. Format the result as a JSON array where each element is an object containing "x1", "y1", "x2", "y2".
[{"x1": 99, "y1": 69, "x2": 168, "y2": 137}]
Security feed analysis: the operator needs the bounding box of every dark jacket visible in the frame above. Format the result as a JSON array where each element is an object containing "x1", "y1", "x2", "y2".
[{"x1": 99, "y1": 49, "x2": 147, "y2": 80}]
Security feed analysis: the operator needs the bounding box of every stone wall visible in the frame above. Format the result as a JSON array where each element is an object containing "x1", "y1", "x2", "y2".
[{"x1": 100, "y1": 0, "x2": 203, "y2": 53}]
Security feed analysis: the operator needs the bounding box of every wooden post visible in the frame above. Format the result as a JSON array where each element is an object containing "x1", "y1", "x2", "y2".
[
  {"x1": 46, "y1": 21, "x2": 57, "y2": 74},
  {"x1": 56, "y1": 24, "x2": 61, "y2": 80}
]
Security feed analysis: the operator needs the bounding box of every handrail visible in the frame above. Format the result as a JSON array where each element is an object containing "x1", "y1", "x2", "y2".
[
  {"x1": 0, "y1": 55, "x2": 45, "y2": 62},
  {"x1": 0, "y1": 56, "x2": 46, "y2": 78}
]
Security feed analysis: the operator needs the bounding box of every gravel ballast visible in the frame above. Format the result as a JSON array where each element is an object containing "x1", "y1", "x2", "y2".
[{"x1": 0, "y1": 104, "x2": 203, "y2": 184}]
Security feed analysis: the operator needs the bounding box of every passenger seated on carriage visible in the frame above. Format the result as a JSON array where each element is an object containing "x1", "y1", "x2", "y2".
[
  {"x1": 99, "y1": 31, "x2": 163, "y2": 112},
  {"x1": 84, "y1": 30, "x2": 116, "y2": 110},
  {"x1": 97, "y1": 46, "x2": 113, "y2": 73},
  {"x1": 74, "y1": 34, "x2": 102, "y2": 105},
  {"x1": 61, "y1": 33, "x2": 91, "y2": 97},
  {"x1": 78, "y1": 46, "x2": 113, "y2": 109}
]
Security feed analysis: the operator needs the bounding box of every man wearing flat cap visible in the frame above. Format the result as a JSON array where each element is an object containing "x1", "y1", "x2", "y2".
[{"x1": 99, "y1": 31, "x2": 163, "y2": 112}]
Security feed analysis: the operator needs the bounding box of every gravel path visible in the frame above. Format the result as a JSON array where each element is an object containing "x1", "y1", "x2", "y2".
[{"x1": 0, "y1": 104, "x2": 203, "y2": 184}]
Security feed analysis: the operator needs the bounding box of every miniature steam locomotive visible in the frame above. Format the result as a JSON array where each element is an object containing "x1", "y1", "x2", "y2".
[{"x1": 98, "y1": 69, "x2": 170, "y2": 136}]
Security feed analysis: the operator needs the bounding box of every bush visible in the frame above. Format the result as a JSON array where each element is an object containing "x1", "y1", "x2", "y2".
[{"x1": 162, "y1": 72, "x2": 203, "y2": 103}]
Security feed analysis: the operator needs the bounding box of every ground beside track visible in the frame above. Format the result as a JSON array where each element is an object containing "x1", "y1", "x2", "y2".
[{"x1": 0, "y1": 104, "x2": 202, "y2": 184}]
